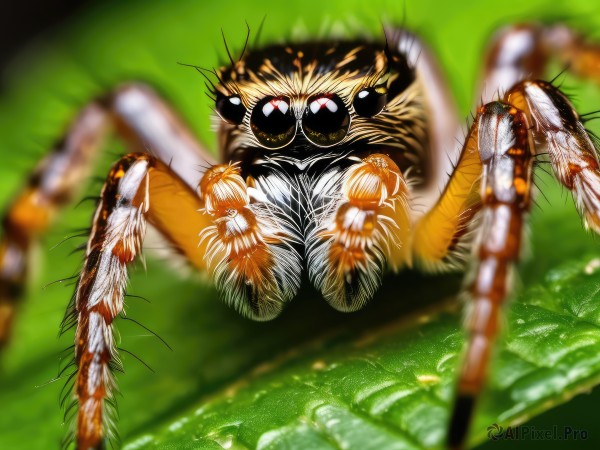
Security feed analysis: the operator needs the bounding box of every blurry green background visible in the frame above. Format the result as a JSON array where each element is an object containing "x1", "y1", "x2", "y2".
[{"x1": 1, "y1": 0, "x2": 600, "y2": 449}]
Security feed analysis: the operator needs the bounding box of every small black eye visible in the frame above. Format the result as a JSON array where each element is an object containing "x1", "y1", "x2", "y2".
[
  {"x1": 216, "y1": 94, "x2": 246, "y2": 124},
  {"x1": 302, "y1": 94, "x2": 350, "y2": 147},
  {"x1": 353, "y1": 86, "x2": 387, "y2": 117},
  {"x1": 251, "y1": 96, "x2": 296, "y2": 149}
]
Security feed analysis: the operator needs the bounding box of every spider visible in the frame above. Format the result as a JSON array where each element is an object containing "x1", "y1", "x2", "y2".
[{"x1": 1, "y1": 20, "x2": 600, "y2": 450}]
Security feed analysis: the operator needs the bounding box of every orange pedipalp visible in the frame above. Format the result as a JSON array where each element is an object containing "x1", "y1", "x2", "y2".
[
  {"x1": 315, "y1": 154, "x2": 410, "y2": 310},
  {"x1": 199, "y1": 164, "x2": 297, "y2": 319}
]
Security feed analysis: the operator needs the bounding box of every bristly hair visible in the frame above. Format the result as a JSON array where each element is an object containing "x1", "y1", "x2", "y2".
[{"x1": 178, "y1": 19, "x2": 259, "y2": 105}]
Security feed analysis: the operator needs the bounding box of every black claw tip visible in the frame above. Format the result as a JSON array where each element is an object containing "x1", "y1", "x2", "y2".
[{"x1": 447, "y1": 394, "x2": 476, "y2": 450}]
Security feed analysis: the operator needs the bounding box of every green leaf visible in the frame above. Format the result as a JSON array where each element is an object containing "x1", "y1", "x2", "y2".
[{"x1": 1, "y1": 1, "x2": 600, "y2": 449}]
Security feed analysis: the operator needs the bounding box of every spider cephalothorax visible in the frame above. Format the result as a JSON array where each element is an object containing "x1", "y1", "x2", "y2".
[
  {"x1": 214, "y1": 41, "x2": 428, "y2": 178},
  {"x1": 1, "y1": 22, "x2": 600, "y2": 450}
]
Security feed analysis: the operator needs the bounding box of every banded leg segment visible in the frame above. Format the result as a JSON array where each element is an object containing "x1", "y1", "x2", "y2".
[
  {"x1": 434, "y1": 81, "x2": 600, "y2": 448},
  {"x1": 68, "y1": 153, "x2": 209, "y2": 449},
  {"x1": 73, "y1": 155, "x2": 150, "y2": 449},
  {"x1": 394, "y1": 22, "x2": 600, "y2": 450},
  {"x1": 480, "y1": 23, "x2": 600, "y2": 104},
  {"x1": 0, "y1": 104, "x2": 109, "y2": 347},
  {"x1": 307, "y1": 154, "x2": 411, "y2": 311},
  {"x1": 109, "y1": 84, "x2": 215, "y2": 188},
  {"x1": 0, "y1": 83, "x2": 214, "y2": 348},
  {"x1": 447, "y1": 104, "x2": 534, "y2": 449},
  {"x1": 506, "y1": 80, "x2": 600, "y2": 232},
  {"x1": 414, "y1": 22, "x2": 600, "y2": 271},
  {"x1": 416, "y1": 22, "x2": 600, "y2": 265}
]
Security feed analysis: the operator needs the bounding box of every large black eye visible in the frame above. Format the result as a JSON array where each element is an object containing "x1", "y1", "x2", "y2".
[
  {"x1": 216, "y1": 94, "x2": 247, "y2": 125},
  {"x1": 250, "y1": 96, "x2": 296, "y2": 149},
  {"x1": 302, "y1": 94, "x2": 350, "y2": 147},
  {"x1": 353, "y1": 86, "x2": 387, "y2": 117}
]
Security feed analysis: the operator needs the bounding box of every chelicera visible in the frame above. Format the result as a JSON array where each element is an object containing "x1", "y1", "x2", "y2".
[{"x1": 1, "y1": 23, "x2": 600, "y2": 450}]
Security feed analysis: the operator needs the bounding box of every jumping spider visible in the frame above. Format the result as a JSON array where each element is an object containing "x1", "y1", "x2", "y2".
[{"x1": 1, "y1": 23, "x2": 600, "y2": 449}]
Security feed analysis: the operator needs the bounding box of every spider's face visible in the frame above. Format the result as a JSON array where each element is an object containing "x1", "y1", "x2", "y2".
[
  {"x1": 196, "y1": 38, "x2": 433, "y2": 320},
  {"x1": 213, "y1": 40, "x2": 427, "y2": 175}
]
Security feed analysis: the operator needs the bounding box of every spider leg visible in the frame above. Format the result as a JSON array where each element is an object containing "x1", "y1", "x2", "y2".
[
  {"x1": 411, "y1": 121, "x2": 483, "y2": 271},
  {"x1": 444, "y1": 78, "x2": 600, "y2": 450},
  {"x1": 306, "y1": 153, "x2": 411, "y2": 311},
  {"x1": 0, "y1": 83, "x2": 215, "y2": 348},
  {"x1": 413, "y1": 98, "x2": 535, "y2": 449},
  {"x1": 506, "y1": 80, "x2": 600, "y2": 231},
  {"x1": 386, "y1": 27, "x2": 462, "y2": 196},
  {"x1": 480, "y1": 23, "x2": 600, "y2": 104},
  {"x1": 68, "y1": 153, "x2": 212, "y2": 448},
  {"x1": 415, "y1": 86, "x2": 600, "y2": 450},
  {"x1": 66, "y1": 135, "x2": 300, "y2": 448},
  {"x1": 411, "y1": 22, "x2": 600, "y2": 269},
  {"x1": 410, "y1": 23, "x2": 600, "y2": 449},
  {"x1": 451, "y1": 103, "x2": 535, "y2": 449},
  {"x1": 0, "y1": 104, "x2": 109, "y2": 348}
]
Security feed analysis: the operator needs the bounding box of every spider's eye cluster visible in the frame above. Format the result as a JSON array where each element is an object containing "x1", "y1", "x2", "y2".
[
  {"x1": 248, "y1": 93, "x2": 352, "y2": 149},
  {"x1": 251, "y1": 96, "x2": 296, "y2": 149},
  {"x1": 353, "y1": 86, "x2": 387, "y2": 117},
  {"x1": 216, "y1": 94, "x2": 246, "y2": 125},
  {"x1": 303, "y1": 94, "x2": 350, "y2": 147},
  {"x1": 218, "y1": 85, "x2": 389, "y2": 149}
]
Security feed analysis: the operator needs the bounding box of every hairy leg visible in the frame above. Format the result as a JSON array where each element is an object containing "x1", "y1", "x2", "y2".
[
  {"x1": 412, "y1": 22, "x2": 600, "y2": 261},
  {"x1": 507, "y1": 80, "x2": 600, "y2": 231},
  {"x1": 414, "y1": 84, "x2": 600, "y2": 450},
  {"x1": 408, "y1": 23, "x2": 600, "y2": 448},
  {"x1": 481, "y1": 23, "x2": 600, "y2": 104},
  {"x1": 0, "y1": 104, "x2": 109, "y2": 347},
  {"x1": 447, "y1": 102, "x2": 534, "y2": 449},
  {"x1": 0, "y1": 83, "x2": 215, "y2": 348},
  {"x1": 64, "y1": 153, "x2": 212, "y2": 448},
  {"x1": 448, "y1": 80, "x2": 600, "y2": 450},
  {"x1": 457, "y1": 25, "x2": 600, "y2": 448}
]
